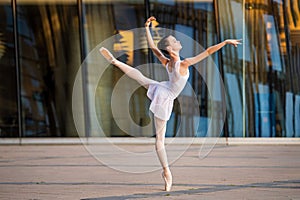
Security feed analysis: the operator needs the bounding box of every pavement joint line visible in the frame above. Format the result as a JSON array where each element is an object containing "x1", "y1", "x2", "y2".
[
  {"x1": 0, "y1": 137, "x2": 300, "y2": 145},
  {"x1": 0, "y1": 143, "x2": 299, "y2": 199}
]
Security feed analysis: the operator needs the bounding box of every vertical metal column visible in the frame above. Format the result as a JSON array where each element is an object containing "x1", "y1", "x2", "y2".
[
  {"x1": 144, "y1": 0, "x2": 155, "y2": 77},
  {"x1": 282, "y1": 0, "x2": 294, "y2": 93},
  {"x1": 12, "y1": 0, "x2": 23, "y2": 144},
  {"x1": 77, "y1": 0, "x2": 90, "y2": 138},
  {"x1": 242, "y1": 0, "x2": 246, "y2": 138},
  {"x1": 144, "y1": 0, "x2": 156, "y2": 135},
  {"x1": 144, "y1": 0, "x2": 150, "y2": 20},
  {"x1": 282, "y1": 0, "x2": 295, "y2": 137}
]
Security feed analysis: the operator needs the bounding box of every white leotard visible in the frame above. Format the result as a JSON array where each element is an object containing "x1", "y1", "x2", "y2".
[{"x1": 147, "y1": 60, "x2": 189, "y2": 121}]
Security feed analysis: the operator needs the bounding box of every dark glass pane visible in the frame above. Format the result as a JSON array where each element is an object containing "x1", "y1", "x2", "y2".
[
  {"x1": 17, "y1": 0, "x2": 81, "y2": 137},
  {"x1": 287, "y1": 0, "x2": 300, "y2": 137},
  {"x1": 82, "y1": 0, "x2": 147, "y2": 137},
  {"x1": 0, "y1": 1, "x2": 19, "y2": 137}
]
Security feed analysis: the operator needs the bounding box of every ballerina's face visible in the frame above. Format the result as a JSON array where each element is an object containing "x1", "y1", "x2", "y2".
[{"x1": 165, "y1": 36, "x2": 182, "y2": 51}]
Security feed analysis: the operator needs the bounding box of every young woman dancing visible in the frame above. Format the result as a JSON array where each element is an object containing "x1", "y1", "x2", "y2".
[{"x1": 100, "y1": 16, "x2": 241, "y2": 191}]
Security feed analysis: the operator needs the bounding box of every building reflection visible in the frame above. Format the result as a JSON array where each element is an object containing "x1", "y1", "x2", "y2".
[
  {"x1": 0, "y1": 0, "x2": 299, "y2": 137},
  {"x1": 17, "y1": 0, "x2": 81, "y2": 136},
  {"x1": 0, "y1": 2, "x2": 18, "y2": 137}
]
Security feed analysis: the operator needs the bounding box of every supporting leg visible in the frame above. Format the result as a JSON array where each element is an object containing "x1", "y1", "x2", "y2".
[{"x1": 154, "y1": 116, "x2": 172, "y2": 191}]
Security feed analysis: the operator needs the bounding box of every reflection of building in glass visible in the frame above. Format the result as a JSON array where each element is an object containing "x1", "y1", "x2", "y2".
[
  {"x1": 0, "y1": 1, "x2": 81, "y2": 137},
  {"x1": 0, "y1": 33, "x2": 5, "y2": 59},
  {"x1": 0, "y1": 0, "x2": 299, "y2": 138},
  {"x1": 218, "y1": 0, "x2": 300, "y2": 137}
]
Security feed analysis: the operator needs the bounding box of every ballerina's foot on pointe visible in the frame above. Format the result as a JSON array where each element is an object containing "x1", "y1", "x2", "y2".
[
  {"x1": 99, "y1": 47, "x2": 116, "y2": 64},
  {"x1": 162, "y1": 168, "x2": 172, "y2": 191}
]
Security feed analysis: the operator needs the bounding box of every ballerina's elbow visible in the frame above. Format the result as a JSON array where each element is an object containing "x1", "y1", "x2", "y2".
[{"x1": 205, "y1": 49, "x2": 213, "y2": 55}]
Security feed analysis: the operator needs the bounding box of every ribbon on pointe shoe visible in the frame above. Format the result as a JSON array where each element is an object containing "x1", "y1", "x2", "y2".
[{"x1": 162, "y1": 172, "x2": 172, "y2": 191}]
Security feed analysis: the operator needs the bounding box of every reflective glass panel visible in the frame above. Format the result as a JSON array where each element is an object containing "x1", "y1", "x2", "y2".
[
  {"x1": 287, "y1": 0, "x2": 300, "y2": 137},
  {"x1": 17, "y1": 0, "x2": 82, "y2": 136},
  {"x1": 82, "y1": 0, "x2": 148, "y2": 136},
  {"x1": 0, "y1": 1, "x2": 19, "y2": 137},
  {"x1": 217, "y1": 0, "x2": 293, "y2": 137}
]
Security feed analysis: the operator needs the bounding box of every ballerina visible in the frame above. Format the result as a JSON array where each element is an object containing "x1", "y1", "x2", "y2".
[{"x1": 100, "y1": 16, "x2": 241, "y2": 191}]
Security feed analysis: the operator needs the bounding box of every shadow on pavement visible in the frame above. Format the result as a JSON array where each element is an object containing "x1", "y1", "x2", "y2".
[{"x1": 81, "y1": 180, "x2": 300, "y2": 200}]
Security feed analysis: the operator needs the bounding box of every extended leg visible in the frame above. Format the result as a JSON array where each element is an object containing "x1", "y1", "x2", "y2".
[
  {"x1": 154, "y1": 116, "x2": 172, "y2": 191},
  {"x1": 100, "y1": 47, "x2": 155, "y2": 88}
]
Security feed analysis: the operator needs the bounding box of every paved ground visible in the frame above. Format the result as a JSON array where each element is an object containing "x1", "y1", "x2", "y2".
[{"x1": 0, "y1": 141, "x2": 300, "y2": 199}]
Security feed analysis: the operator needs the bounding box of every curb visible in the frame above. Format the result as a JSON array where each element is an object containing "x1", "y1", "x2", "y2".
[{"x1": 0, "y1": 137, "x2": 300, "y2": 145}]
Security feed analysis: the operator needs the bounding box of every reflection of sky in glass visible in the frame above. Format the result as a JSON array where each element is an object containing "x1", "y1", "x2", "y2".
[
  {"x1": 264, "y1": 15, "x2": 282, "y2": 72},
  {"x1": 231, "y1": 1, "x2": 250, "y2": 61},
  {"x1": 154, "y1": 0, "x2": 214, "y2": 7},
  {"x1": 175, "y1": 24, "x2": 194, "y2": 60},
  {"x1": 225, "y1": 73, "x2": 243, "y2": 137},
  {"x1": 175, "y1": 24, "x2": 194, "y2": 97},
  {"x1": 285, "y1": 92, "x2": 294, "y2": 137},
  {"x1": 254, "y1": 84, "x2": 276, "y2": 137},
  {"x1": 155, "y1": 0, "x2": 175, "y2": 6},
  {"x1": 219, "y1": 1, "x2": 250, "y2": 61},
  {"x1": 194, "y1": 2, "x2": 213, "y2": 11}
]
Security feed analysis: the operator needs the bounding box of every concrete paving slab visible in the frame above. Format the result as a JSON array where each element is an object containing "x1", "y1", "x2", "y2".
[{"x1": 0, "y1": 143, "x2": 299, "y2": 199}]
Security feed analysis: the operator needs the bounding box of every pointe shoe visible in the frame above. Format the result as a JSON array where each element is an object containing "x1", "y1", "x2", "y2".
[
  {"x1": 99, "y1": 47, "x2": 116, "y2": 63},
  {"x1": 162, "y1": 172, "x2": 172, "y2": 191}
]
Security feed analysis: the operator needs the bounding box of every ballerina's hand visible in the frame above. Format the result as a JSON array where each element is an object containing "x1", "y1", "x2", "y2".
[
  {"x1": 99, "y1": 47, "x2": 116, "y2": 63},
  {"x1": 226, "y1": 39, "x2": 242, "y2": 47},
  {"x1": 145, "y1": 16, "x2": 156, "y2": 27}
]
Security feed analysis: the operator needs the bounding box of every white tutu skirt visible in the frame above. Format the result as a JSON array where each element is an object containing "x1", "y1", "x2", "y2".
[{"x1": 147, "y1": 81, "x2": 175, "y2": 121}]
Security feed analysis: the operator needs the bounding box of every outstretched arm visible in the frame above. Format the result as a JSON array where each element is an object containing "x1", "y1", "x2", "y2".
[
  {"x1": 181, "y1": 39, "x2": 242, "y2": 67},
  {"x1": 145, "y1": 16, "x2": 169, "y2": 66}
]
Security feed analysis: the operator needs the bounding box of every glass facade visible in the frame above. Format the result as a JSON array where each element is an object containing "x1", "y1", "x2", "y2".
[
  {"x1": 18, "y1": 0, "x2": 82, "y2": 137},
  {"x1": 0, "y1": 0, "x2": 299, "y2": 137},
  {"x1": 0, "y1": 0, "x2": 18, "y2": 137}
]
